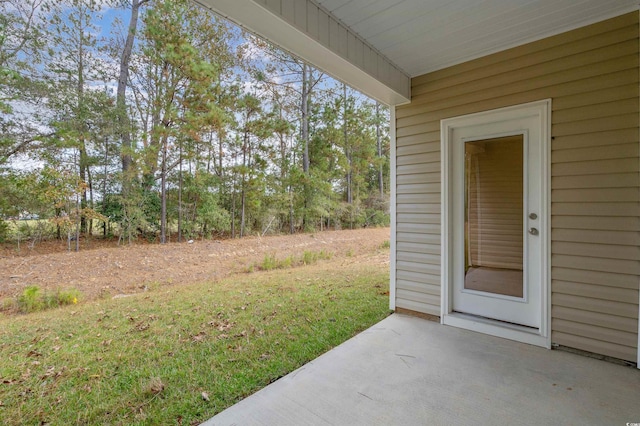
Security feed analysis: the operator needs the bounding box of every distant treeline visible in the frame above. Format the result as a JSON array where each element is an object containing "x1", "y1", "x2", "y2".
[{"x1": 0, "y1": 0, "x2": 390, "y2": 246}]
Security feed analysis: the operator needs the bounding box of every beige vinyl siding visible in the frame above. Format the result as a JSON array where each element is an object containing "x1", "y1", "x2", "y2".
[{"x1": 394, "y1": 12, "x2": 639, "y2": 361}]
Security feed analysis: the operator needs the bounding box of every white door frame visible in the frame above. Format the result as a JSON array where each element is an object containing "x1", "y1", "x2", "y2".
[{"x1": 440, "y1": 100, "x2": 551, "y2": 348}]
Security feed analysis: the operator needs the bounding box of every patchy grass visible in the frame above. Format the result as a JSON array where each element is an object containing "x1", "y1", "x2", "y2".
[
  {"x1": 259, "y1": 252, "x2": 295, "y2": 271},
  {"x1": 1, "y1": 286, "x2": 81, "y2": 314},
  {"x1": 301, "y1": 249, "x2": 332, "y2": 265},
  {"x1": 251, "y1": 249, "x2": 332, "y2": 272},
  {"x1": 0, "y1": 261, "x2": 390, "y2": 425}
]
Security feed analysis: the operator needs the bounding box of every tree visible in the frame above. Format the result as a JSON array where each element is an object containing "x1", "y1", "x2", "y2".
[
  {"x1": 131, "y1": 0, "x2": 227, "y2": 243},
  {"x1": 0, "y1": 1, "x2": 391, "y2": 248},
  {"x1": 115, "y1": 0, "x2": 149, "y2": 184},
  {"x1": 0, "y1": 0, "x2": 48, "y2": 163},
  {"x1": 45, "y1": 0, "x2": 113, "y2": 237}
]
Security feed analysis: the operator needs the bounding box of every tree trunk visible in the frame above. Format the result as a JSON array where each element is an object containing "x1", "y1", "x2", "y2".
[
  {"x1": 231, "y1": 179, "x2": 236, "y2": 239},
  {"x1": 77, "y1": 31, "x2": 88, "y2": 235},
  {"x1": 240, "y1": 131, "x2": 248, "y2": 238},
  {"x1": 376, "y1": 102, "x2": 383, "y2": 197},
  {"x1": 87, "y1": 164, "x2": 94, "y2": 237},
  {"x1": 103, "y1": 135, "x2": 108, "y2": 237},
  {"x1": 344, "y1": 84, "x2": 352, "y2": 204},
  {"x1": 301, "y1": 63, "x2": 309, "y2": 174},
  {"x1": 118, "y1": 0, "x2": 145, "y2": 178},
  {"x1": 79, "y1": 146, "x2": 88, "y2": 233},
  {"x1": 178, "y1": 141, "x2": 183, "y2": 242},
  {"x1": 218, "y1": 129, "x2": 224, "y2": 178},
  {"x1": 160, "y1": 138, "x2": 168, "y2": 244}
]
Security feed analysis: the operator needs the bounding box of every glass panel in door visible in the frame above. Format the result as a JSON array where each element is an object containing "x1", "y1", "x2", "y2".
[{"x1": 464, "y1": 136, "x2": 523, "y2": 298}]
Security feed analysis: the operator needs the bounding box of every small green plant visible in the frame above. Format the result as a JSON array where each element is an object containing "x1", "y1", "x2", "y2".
[
  {"x1": 302, "y1": 249, "x2": 333, "y2": 265},
  {"x1": 53, "y1": 289, "x2": 81, "y2": 307},
  {"x1": 18, "y1": 286, "x2": 43, "y2": 313},
  {"x1": 16, "y1": 286, "x2": 80, "y2": 313},
  {"x1": 258, "y1": 253, "x2": 296, "y2": 271},
  {"x1": 280, "y1": 255, "x2": 294, "y2": 268},
  {"x1": 302, "y1": 250, "x2": 316, "y2": 265},
  {"x1": 380, "y1": 240, "x2": 390, "y2": 249},
  {"x1": 346, "y1": 248, "x2": 354, "y2": 257},
  {"x1": 261, "y1": 253, "x2": 278, "y2": 271}
]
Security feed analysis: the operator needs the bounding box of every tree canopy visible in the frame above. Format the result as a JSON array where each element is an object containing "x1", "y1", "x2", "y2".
[{"x1": 0, "y1": 0, "x2": 390, "y2": 247}]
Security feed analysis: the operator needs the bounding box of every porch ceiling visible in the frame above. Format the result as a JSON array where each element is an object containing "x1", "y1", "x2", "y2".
[
  {"x1": 195, "y1": 0, "x2": 638, "y2": 104},
  {"x1": 317, "y1": 0, "x2": 639, "y2": 77}
]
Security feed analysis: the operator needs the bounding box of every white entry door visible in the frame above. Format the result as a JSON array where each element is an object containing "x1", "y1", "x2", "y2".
[{"x1": 442, "y1": 101, "x2": 550, "y2": 340}]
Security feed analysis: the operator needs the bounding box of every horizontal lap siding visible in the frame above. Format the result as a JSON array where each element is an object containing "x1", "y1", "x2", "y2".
[{"x1": 394, "y1": 12, "x2": 639, "y2": 361}]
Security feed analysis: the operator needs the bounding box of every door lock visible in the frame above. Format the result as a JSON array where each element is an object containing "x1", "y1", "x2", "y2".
[
  {"x1": 529, "y1": 213, "x2": 538, "y2": 220},
  {"x1": 529, "y1": 227, "x2": 539, "y2": 236}
]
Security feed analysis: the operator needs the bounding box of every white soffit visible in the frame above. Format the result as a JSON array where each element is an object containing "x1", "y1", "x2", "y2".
[
  {"x1": 194, "y1": 0, "x2": 412, "y2": 105},
  {"x1": 195, "y1": 0, "x2": 639, "y2": 104},
  {"x1": 317, "y1": 0, "x2": 640, "y2": 76}
]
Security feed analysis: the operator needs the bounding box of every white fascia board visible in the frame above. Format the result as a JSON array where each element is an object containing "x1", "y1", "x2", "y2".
[{"x1": 193, "y1": 0, "x2": 411, "y2": 106}]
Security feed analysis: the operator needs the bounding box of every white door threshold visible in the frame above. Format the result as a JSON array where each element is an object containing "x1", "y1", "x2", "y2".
[{"x1": 443, "y1": 312, "x2": 550, "y2": 348}]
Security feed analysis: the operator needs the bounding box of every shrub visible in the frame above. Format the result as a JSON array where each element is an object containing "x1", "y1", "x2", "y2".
[
  {"x1": 48, "y1": 289, "x2": 80, "y2": 308},
  {"x1": 15, "y1": 286, "x2": 80, "y2": 313},
  {"x1": 259, "y1": 253, "x2": 295, "y2": 271},
  {"x1": 0, "y1": 220, "x2": 8, "y2": 242},
  {"x1": 261, "y1": 253, "x2": 278, "y2": 271},
  {"x1": 302, "y1": 249, "x2": 332, "y2": 265},
  {"x1": 18, "y1": 286, "x2": 43, "y2": 313},
  {"x1": 280, "y1": 256, "x2": 294, "y2": 268}
]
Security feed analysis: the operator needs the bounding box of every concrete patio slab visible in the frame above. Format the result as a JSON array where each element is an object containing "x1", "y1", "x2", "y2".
[{"x1": 203, "y1": 314, "x2": 640, "y2": 426}]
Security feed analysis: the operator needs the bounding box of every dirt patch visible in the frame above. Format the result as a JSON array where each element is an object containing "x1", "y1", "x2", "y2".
[{"x1": 0, "y1": 228, "x2": 390, "y2": 303}]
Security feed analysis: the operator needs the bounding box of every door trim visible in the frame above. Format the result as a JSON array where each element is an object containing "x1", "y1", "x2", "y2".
[{"x1": 440, "y1": 100, "x2": 551, "y2": 348}]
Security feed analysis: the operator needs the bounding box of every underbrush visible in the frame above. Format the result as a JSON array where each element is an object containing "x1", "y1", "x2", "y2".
[
  {"x1": 1, "y1": 286, "x2": 80, "y2": 314},
  {"x1": 250, "y1": 249, "x2": 333, "y2": 272}
]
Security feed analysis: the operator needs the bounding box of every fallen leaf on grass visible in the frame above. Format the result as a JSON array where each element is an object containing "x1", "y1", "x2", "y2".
[
  {"x1": 208, "y1": 320, "x2": 235, "y2": 332},
  {"x1": 201, "y1": 392, "x2": 209, "y2": 402},
  {"x1": 146, "y1": 377, "x2": 165, "y2": 395},
  {"x1": 40, "y1": 366, "x2": 56, "y2": 380},
  {"x1": 191, "y1": 332, "x2": 207, "y2": 343},
  {"x1": 135, "y1": 322, "x2": 150, "y2": 332}
]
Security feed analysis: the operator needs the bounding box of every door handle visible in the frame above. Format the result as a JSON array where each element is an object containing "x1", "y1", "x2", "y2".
[{"x1": 529, "y1": 228, "x2": 539, "y2": 236}]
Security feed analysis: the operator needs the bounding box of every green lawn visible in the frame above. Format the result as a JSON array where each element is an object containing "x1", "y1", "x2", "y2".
[{"x1": 0, "y1": 261, "x2": 390, "y2": 425}]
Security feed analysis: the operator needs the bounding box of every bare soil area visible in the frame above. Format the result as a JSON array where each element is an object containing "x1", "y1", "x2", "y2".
[{"x1": 0, "y1": 228, "x2": 390, "y2": 303}]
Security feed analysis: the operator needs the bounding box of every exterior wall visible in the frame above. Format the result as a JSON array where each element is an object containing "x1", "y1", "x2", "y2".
[{"x1": 394, "y1": 12, "x2": 639, "y2": 361}]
